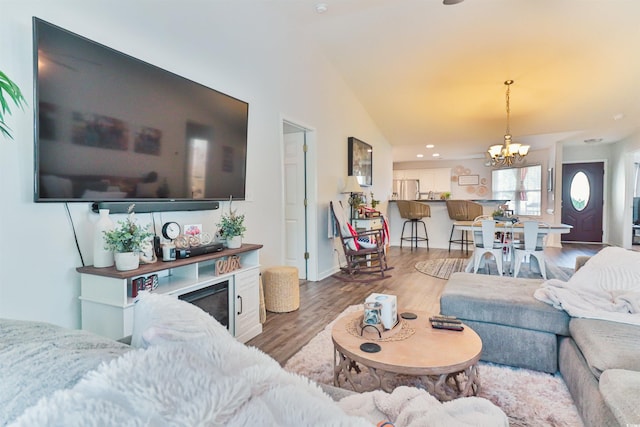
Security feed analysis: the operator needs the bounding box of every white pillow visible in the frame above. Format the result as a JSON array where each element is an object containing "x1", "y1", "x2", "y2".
[{"x1": 130, "y1": 291, "x2": 231, "y2": 348}]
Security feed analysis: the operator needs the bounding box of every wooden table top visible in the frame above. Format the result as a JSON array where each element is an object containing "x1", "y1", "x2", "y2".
[
  {"x1": 453, "y1": 221, "x2": 572, "y2": 233},
  {"x1": 331, "y1": 310, "x2": 482, "y2": 376}
]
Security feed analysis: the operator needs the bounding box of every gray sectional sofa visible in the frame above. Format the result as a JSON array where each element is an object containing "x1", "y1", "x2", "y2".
[{"x1": 440, "y1": 254, "x2": 640, "y2": 427}]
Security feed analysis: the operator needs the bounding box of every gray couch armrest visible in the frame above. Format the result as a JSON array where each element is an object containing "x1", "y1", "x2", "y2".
[{"x1": 574, "y1": 256, "x2": 590, "y2": 272}]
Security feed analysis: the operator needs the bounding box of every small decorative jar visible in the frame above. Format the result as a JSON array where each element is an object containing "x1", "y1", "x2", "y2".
[{"x1": 363, "y1": 301, "x2": 382, "y2": 327}]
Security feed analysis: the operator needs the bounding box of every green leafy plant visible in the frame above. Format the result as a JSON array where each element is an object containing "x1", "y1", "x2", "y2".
[
  {"x1": 492, "y1": 209, "x2": 504, "y2": 219},
  {"x1": 370, "y1": 192, "x2": 379, "y2": 209},
  {"x1": 0, "y1": 70, "x2": 27, "y2": 140},
  {"x1": 349, "y1": 192, "x2": 364, "y2": 208},
  {"x1": 217, "y1": 199, "x2": 246, "y2": 238},
  {"x1": 103, "y1": 205, "x2": 153, "y2": 253}
]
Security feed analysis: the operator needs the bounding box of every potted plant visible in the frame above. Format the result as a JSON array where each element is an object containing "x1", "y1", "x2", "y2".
[
  {"x1": 0, "y1": 70, "x2": 27, "y2": 140},
  {"x1": 103, "y1": 205, "x2": 154, "y2": 271},
  {"x1": 217, "y1": 199, "x2": 246, "y2": 249},
  {"x1": 492, "y1": 209, "x2": 505, "y2": 220},
  {"x1": 370, "y1": 192, "x2": 380, "y2": 209}
]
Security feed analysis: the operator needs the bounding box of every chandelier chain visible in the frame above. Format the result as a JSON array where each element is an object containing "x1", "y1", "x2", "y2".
[{"x1": 505, "y1": 81, "x2": 511, "y2": 137}]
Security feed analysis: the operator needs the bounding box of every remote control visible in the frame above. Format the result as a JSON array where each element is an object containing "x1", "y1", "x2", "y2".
[
  {"x1": 431, "y1": 321, "x2": 464, "y2": 331},
  {"x1": 434, "y1": 314, "x2": 457, "y2": 320},
  {"x1": 429, "y1": 316, "x2": 462, "y2": 325}
]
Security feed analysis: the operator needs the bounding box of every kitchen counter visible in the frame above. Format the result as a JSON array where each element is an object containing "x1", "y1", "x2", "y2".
[{"x1": 387, "y1": 199, "x2": 509, "y2": 249}]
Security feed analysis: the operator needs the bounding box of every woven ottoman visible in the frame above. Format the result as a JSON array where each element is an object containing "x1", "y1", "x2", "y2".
[{"x1": 263, "y1": 266, "x2": 300, "y2": 313}]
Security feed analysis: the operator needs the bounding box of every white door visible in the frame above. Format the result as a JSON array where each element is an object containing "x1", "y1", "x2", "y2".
[{"x1": 283, "y1": 121, "x2": 308, "y2": 279}]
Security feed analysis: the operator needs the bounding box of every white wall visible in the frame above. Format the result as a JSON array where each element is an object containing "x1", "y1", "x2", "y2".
[
  {"x1": 610, "y1": 132, "x2": 640, "y2": 247},
  {"x1": 0, "y1": 1, "x2": 392, "y2": 329}
]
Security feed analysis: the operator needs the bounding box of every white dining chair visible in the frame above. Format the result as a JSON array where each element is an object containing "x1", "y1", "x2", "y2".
[
  {"x1": 512, "y1": 221, "x2": 549, "y2": 279},
  {"x1": 471, "y1": 218, "x2": 506, "y2": 276}
]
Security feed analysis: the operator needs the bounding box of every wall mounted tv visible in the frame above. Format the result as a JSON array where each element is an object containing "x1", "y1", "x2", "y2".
[{"x1": 34, "y1": 17, "x2": 248, "y2": 210}]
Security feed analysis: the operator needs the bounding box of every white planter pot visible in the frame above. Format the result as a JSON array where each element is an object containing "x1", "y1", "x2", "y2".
[
  {"x1": 226, "y1": 235, "x2": 242, "y2": 249},
  {"x1": 114, "y1": 252, "x2": 140, "y2": 271}
]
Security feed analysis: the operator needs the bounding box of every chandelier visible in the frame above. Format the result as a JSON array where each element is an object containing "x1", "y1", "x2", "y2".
[{"x1": 487, "y1": 80, "x2": 530, "y2": 167}]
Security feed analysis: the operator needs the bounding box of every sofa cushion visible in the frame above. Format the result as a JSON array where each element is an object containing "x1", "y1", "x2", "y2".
[
  {"x1": 569, "y1": 318, "x2": 640, "y2": 378},
  {"x1": 599, "y1": 369, "x2": 640, "y2": 426},
  {"x1": 441, "y1": 272, "x2": 570, "y2": 335}
]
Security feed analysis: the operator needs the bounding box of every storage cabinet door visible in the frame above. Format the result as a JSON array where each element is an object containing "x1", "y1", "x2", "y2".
[{"x1": 233, "y1": 268, "x2": 261, "y2": 342}]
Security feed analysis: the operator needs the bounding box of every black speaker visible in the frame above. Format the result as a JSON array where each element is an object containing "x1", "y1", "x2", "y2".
[
  {"x1": 92, "y1": 200, "x2": 220, "y2": 213},
  {"x1": 175, "y1": 243, "x2": 224, "y2": 259}
]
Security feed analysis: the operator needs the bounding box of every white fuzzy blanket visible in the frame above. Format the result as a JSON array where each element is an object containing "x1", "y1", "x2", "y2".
[
  {"x1": 10, "y1": 291, "x2": 508, "y2": 426},
  {"x1": 10, "y1": 341, "x2": 371, "y2": 427},
  {"x1": 10, "y1": 340, "x2": 508, "y2": 427},
  {"x1": 339, "y1": 386, "x2": 508, "y2": 427},
  {"x1": 534, "y1": 246, "x2": 640, "y2": 325}
]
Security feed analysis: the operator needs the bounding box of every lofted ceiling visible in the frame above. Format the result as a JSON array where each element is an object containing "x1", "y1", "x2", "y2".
[
  {"x1": 274, "y1": 0, "x2": 640, "y2": 162},
  {"x1": 75, "y1": 0, "x2": 640, "y2": 163}
]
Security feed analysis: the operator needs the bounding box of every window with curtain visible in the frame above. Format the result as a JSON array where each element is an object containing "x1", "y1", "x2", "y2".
[{"x1": 492, "y1": 165, "x2": 542, "y2": 216}]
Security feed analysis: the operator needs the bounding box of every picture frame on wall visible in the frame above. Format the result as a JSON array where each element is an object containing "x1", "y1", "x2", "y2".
[
  {"x1": 458, "y1": 174, "x2": 479, "y2": 186},
  {"x1": 348, "y1": 136, "x2": 373, "y2": 186}
]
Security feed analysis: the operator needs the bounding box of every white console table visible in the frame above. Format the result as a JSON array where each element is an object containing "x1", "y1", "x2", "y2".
[{"x1": 77, "y1": 243, "x2": 263, "y2": 343}]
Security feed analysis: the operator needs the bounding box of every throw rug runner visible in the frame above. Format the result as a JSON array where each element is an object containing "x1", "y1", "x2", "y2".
[
  {"x1": 414, "y1": 258, "x2": 467, "y2": 280},
  {"x1": 415, "y1": 257, "x2": 574, "y2": 281},
  {"x1": 284, "y1": 305, "x2": 583, "y2": 427}
]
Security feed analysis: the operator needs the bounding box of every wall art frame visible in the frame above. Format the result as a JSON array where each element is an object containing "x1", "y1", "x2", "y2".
[
  {"x1": 458, "y1": 174, "x2": 479, "y2": 186},
  {"x1": 348, "y1": 136, "x2": 373, "y2": 187}
]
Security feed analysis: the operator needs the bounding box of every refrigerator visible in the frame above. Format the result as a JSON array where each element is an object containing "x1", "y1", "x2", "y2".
[{"x1": 392, "y1": 179, "x2": 420, "y2": 200}]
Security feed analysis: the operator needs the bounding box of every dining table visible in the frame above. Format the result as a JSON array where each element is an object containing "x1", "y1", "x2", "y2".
[{"x1": 452, "y1": 220, "x2": 573, "y2": 274}]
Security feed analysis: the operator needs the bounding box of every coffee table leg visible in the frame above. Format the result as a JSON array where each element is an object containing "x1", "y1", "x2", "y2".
[
  {"x1": 418, "y1": 364, "x2": 480, "y2": 401},
  {"x1": 371, "y1": 368, "x2": 393, "y2": 392},
  {"x1": 334, "y1": 348, "x2": 387, "y2": 392},
  {"x1": 334, "y1": 349, "x2": 362, "y2": 392},
  {"x1": 458, "y1": 364, "x2": 480, "y2": 397}
]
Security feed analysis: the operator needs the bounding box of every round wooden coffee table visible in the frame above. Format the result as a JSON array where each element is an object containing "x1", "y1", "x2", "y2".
[{"x1": 331, "y1": 310, "x2": 482, "y2": 401}]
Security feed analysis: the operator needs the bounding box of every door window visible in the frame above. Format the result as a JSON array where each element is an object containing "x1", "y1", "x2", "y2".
[{"x1": 570, "y1": 171, "x2": 590, "y2": 211}]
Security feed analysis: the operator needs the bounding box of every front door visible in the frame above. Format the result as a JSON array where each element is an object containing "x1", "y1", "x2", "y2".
[{"x1": 561, "y1": 162, "x2": 604, "y2": 242}]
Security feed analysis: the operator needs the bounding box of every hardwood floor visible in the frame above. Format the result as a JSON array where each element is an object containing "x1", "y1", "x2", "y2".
[{"x1": 246, "y1": 243, "x2": 604, "y2": 365}]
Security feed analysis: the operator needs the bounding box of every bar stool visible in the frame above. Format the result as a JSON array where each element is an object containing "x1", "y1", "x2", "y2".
[
  {"x1": 445, "y1": 200, "x2": 483, "y2": 253},
  {"x1": 396, "y1": 200, "x2": 430, "y2": 250}
]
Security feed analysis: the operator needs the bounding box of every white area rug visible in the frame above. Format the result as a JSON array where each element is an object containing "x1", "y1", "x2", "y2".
[{"x1": 285, "y1": 305, "x2": 584, "y2": 427}]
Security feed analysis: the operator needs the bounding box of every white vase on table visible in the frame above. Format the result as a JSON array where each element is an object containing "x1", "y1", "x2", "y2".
[{"x1": 93, "y1": 209, "x2": 115, "y2": 268}]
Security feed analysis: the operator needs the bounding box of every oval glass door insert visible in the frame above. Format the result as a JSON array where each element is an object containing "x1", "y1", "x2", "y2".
[{"x1": 570, "y1": 171, "x2": 590, "y2": 211}]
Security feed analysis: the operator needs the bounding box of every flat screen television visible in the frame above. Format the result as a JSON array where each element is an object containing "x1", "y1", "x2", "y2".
[
  {"x1": 33, "y1": 18, "x2": 248, "y2": 210},
  {"x1": 633, "y1": 197, "x2": 640, "y2": 225}
]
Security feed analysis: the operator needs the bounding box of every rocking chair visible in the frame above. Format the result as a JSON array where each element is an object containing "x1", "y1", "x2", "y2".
[{"x1": 330, "y1": 201, "x2": 391, "y2": 282}]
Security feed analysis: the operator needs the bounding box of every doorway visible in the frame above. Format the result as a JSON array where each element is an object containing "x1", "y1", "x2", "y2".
[
  {"x1": 282, "y1": 120, "x2": 311, "y2": 279},
  {"x1": 561, "y1": 162, "x2": 604, "y2": 242}
]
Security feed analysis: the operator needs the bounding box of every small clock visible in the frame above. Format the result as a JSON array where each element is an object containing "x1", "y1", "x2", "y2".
[{"x1": 162, "y1": 221, "x2": 180, "y2": 240}]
